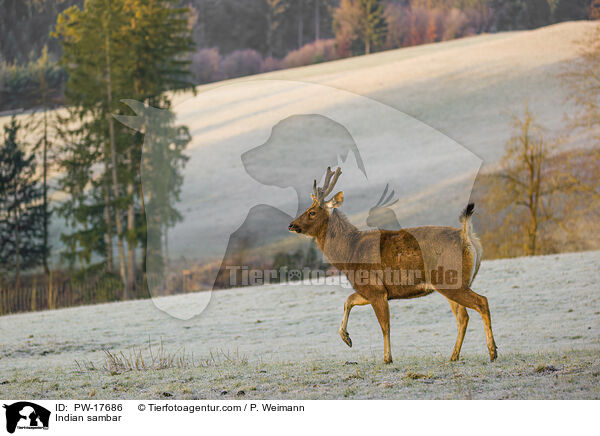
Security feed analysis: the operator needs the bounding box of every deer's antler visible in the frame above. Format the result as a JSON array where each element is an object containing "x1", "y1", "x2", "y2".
[{"x1": 313, "y1": 166, "x2": 342, "y2": 205}]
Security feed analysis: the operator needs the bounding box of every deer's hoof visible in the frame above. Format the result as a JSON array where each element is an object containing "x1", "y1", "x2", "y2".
[
  {"x1": 384, "y1": 357, "x2": 393, "y2": 364},
  {"x1": 339, "y1": 330, "x2": 352, "y2": 348},
  {"x1": 489, "y1": 345, "x2": 498, "y2": 361}
]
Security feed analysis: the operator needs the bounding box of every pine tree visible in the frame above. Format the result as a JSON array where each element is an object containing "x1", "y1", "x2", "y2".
[
  {"x1": 0, "y1": 118, "x2": 46, "y2": 286},
  {"x1": 53, "y1": 0, "x2": 194, "y2": 296},
  {"x1": 54, "y1": 0, "x2": 131, "y2": 293},
  {"x1": 31, "y1": 46, "x2": 61, "y2": 276},
  {"x1": 54, "y1": 107, "x2": 108, "y2": 269},
  {"x1": 114, "y1": 101, "x2": 190, "y2": 281},
  {"x1": 116, "y1": 0, "x2": 195, "y2": 290}
]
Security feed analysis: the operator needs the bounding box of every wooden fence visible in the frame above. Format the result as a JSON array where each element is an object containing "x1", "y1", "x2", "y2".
[{"x1": 0, "y1": 279, "x2": 151, "y2": 316}]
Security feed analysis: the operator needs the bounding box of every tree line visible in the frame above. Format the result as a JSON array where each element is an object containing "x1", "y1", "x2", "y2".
[{"x1": 2, "y1": 0, "x2": 594, "y2": 64}]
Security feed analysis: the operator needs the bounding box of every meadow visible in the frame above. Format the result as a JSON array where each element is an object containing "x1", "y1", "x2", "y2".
[{"x1": 1, "y1": 250, "x2": 598, "y2": 399}]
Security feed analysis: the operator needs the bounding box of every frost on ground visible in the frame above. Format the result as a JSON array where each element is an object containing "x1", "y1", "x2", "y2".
[
  {"x1": 3, "y1": 350, "x2": 600, "y2": 400},
  {"x1": 1, "y1": 250, "x2": 599, "y2": 399}
]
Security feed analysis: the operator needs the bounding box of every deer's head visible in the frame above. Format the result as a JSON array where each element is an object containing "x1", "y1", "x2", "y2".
[{"x1": 288, "y1": 166, "x2": 344, "y2": 237}]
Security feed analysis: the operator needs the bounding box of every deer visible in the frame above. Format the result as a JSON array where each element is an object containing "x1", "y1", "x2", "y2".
[{"x1": 288, "y1": 167, "x2": 497, "y2": 364}]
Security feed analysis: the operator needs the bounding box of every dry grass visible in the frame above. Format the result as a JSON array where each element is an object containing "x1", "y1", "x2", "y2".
[{"x1": 97, "y1": 339, "x2": 248, "y2": 374}]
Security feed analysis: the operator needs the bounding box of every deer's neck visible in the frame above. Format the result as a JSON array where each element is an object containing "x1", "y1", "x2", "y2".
[{"x1": 315, "y1": 210, "x2": 360, "y2": 266}]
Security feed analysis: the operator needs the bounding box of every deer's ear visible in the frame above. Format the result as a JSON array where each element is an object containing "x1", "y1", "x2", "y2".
[
  {"x1": 325, "y1": 191, "x2": 344, "y2": 210},
  {"x1": 311, "y1": 194, "x2": 317, "y2": 202}
]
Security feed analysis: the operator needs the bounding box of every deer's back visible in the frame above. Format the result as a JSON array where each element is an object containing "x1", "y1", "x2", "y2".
[{"x1": 381, "y1": 226, "x2": 476, "y2": 298}]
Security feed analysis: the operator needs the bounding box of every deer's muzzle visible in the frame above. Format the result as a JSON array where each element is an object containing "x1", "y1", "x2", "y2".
[{"x1": 288, "y1": 223, "x2": 302, "y2": 233}]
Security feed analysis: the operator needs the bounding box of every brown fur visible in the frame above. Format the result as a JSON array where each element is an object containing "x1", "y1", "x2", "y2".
[{"x1": 290, "y1": 192, "x2": 497, "y2": 364}]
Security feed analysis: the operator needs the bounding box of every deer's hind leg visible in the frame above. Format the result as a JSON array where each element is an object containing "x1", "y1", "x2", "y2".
[
  {"x1": 448, "y1": 299, "x2": 469, "y2": 361},
  {"x1": 339, "y1": 292, "x2": 369, "y2": 348},
  {"x1": 371, "y1": 294, "x2": 393, "y2": 364},
  {"x1": 437, "y1": 287, "x2": 497, "y2": 362}
]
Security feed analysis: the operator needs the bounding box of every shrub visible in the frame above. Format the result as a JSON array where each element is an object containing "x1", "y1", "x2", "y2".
[
  {"x1": 261, "y1": 56, "x2": 283, "y2": 72},
  {"x1": 219, "y1": 49, "x2": 263, "y2": 79},
  {"x1": 283, "y1": 39, "x2": 338, "y2": 68},
  {"x1": 191, "y1": 47, "x2": 221, "y2": 83}
]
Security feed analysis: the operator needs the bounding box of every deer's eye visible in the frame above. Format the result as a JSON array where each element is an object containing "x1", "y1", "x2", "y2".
[{"x1": 308, "y1": 211, "x2": 316, "y2": 218}]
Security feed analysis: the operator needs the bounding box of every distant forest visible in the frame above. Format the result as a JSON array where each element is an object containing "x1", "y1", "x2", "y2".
[{"x1": 0, "y1": 0, "x2": 595, "y2": 63}]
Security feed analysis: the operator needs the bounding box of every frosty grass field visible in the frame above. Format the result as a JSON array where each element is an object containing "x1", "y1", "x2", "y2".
[{"x1": 1, "y1": 250, "x2": 599, "y2": 399}]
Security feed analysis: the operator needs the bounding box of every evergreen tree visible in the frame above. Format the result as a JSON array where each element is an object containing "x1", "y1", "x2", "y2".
[
  {"x1": 0, "y1": 118, "x2": 46, "y2": 286},
  {"x1": 115, "y1": 0, "x2": 195, "y2": 290},
  {"x1": 53, "y1": 0, "x2": 194, "y2": 295},
  {"x1": 31, "y1": 47, "x2": 62, "y2": 275},
  {"x1": 54, "y1": 0, "x2": 131, "y2": 293},
  {"x1": 114, "y1": 101, "x2": 190, "y2": 280},
  {"x1": 54, "y1": 107, "x2": 108, "y2": 269}
]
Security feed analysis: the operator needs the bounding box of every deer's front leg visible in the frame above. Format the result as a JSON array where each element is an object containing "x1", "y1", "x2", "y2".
[{"x1": 339, "y1": 292, "x2": 369, "y2": 347}]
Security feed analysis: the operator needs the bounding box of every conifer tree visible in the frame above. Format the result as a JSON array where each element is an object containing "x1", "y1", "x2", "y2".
[
  {"x1": 119, "y1": 0, "x2": 195, "y2": 289},
  {"x1": 0, "y1": 118, "x2": 46, "y2": 286},
  {"x1": 54, "y1": 0, "x2": 194, "y2": 296}
]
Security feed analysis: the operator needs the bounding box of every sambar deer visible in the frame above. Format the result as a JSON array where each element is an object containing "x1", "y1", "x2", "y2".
[{"x1": 288, "y1": 167, "x2": 497, "y2": 364}]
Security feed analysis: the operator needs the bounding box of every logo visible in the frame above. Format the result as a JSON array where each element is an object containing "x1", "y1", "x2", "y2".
[
  {"x1": 116, "y1": 80, "x2": 480, "y2": 319},
  {"x1": 3, "y1": 402, "x2": 50, "y2": 434}
]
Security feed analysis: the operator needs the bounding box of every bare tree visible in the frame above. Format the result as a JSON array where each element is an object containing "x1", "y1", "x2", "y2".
[{"x1": 488, "y1": 106, "x2": 580, "y2": 256}]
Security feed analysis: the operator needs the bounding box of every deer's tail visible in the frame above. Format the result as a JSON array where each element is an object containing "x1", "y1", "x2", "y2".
[
  {"x1": 459, "y1": 203, "x2": 482, "y2": 285},
  {"x1": 459, "y1": 203, "x2": 475, "y2": 236}
]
